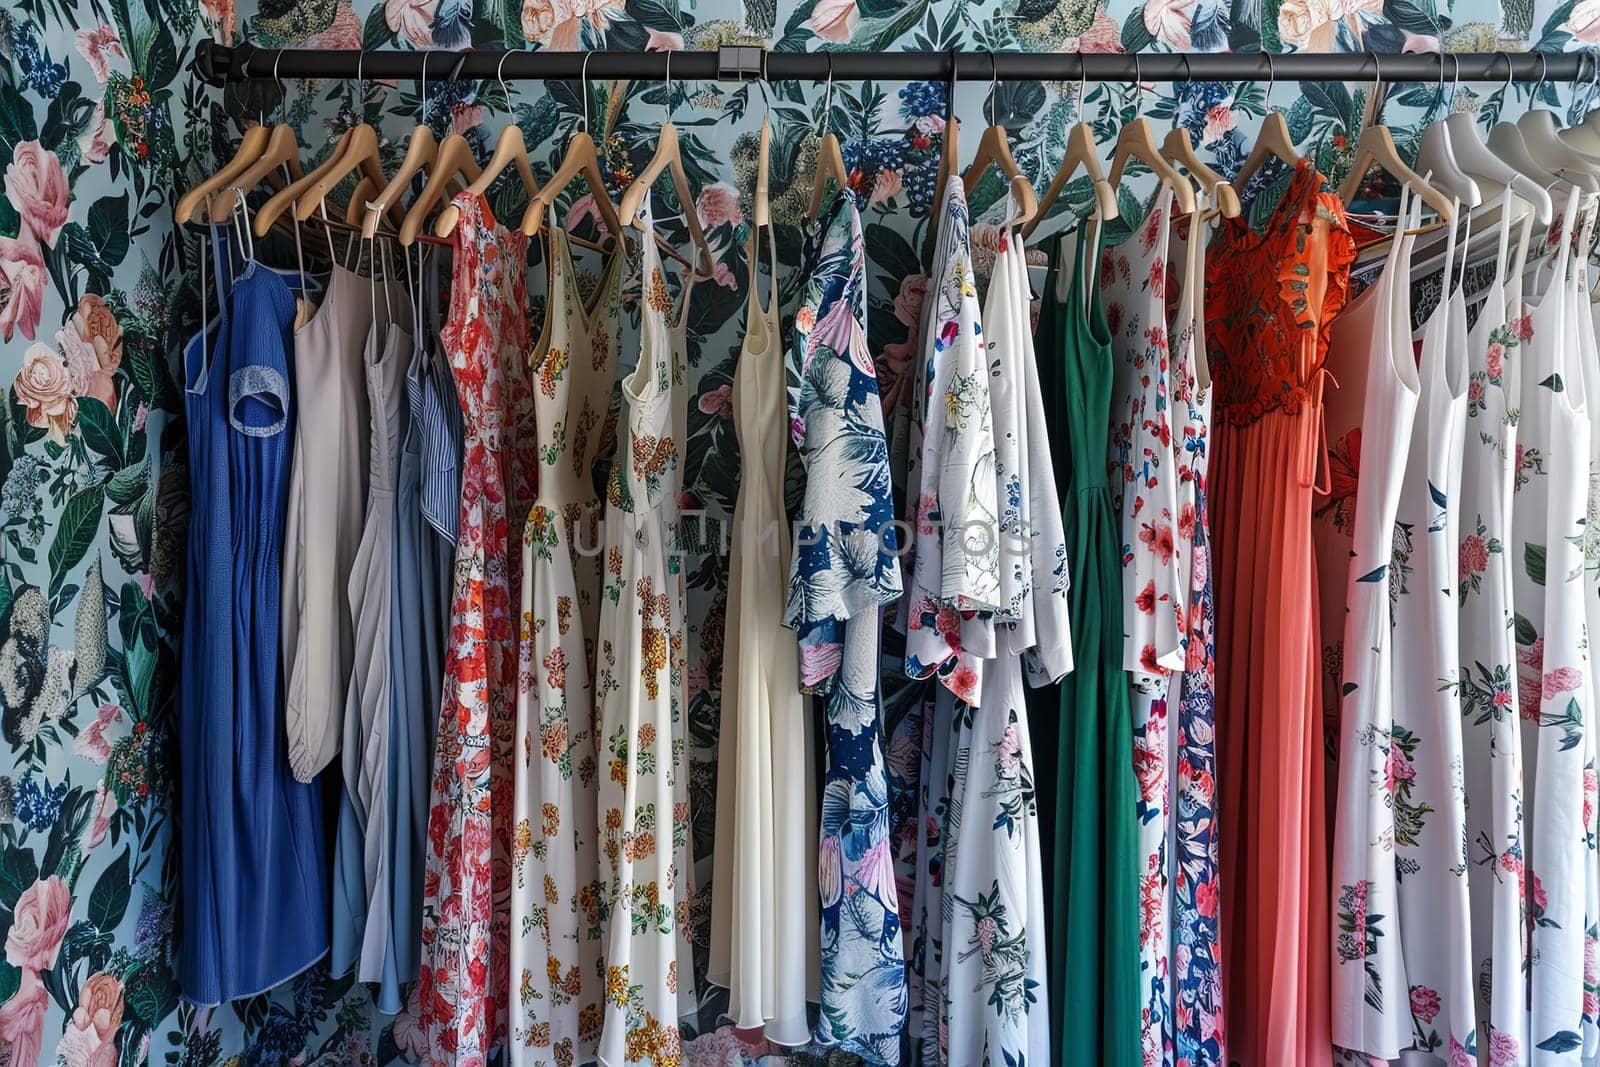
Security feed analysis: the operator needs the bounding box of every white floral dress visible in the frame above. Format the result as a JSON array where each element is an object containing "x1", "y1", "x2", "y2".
[
  {"x1": 1099, "y1": 187, "x2": 1191, "y2": 1067},
  {"x1": 1319, "y1": 199, "x2": 1422, "y2": 1058},
  {"x1": 593, "y1": 202, "x2": 697, "y2": 1067},
  {"x1": 938, "y1": 217, "x2": 1069, "y2": 1067},
  {"x1": 510, "y1": 217, "x2": 621, "y2": 1065},
  {"x1": 1456, "y1": 199, "x2": 1531, "y2": 1067},
  {"x1": 1386, "y1": 209, "x2": 1476, "y2": 1062},
  {"x1": 1511, "y1": 189, "x2": 1592, "y2": 1064}
]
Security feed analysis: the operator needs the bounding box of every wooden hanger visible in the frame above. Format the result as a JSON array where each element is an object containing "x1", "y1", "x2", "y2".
[
  {"x1": 1107, "y1": 60, "x2": 1196, "y2": 216},
  {"x1": 521, "y1": 54, "x2": 625, "y2": 246},
  {"x1": 178, "y1": 52, "x2": 293, "y2": 225},
  {"x1": 1027, "y1": 73, "x2": 1117, "y2": 238},
  {"x1": 293, "y1": 124, "x2": 398, "y2": 224},
  {"x1": 806, "y1": 56, "x2": 853, "y2": 219},
  {"x1": 1160, "y1": 61, "x2": 1239, "y2": 219},
  {"x1": 616, "y1": 53, "x2": 713, "y2": 277},
  {"x1": 1233, "y1": 55, "x2": 1301, "y2": 190},
  {"x1": 360, "y1": 125, "x2": 438, "y2": 238},
  {"x1": 207, "y1": 122, "x2": 304, "y2": 223},
  {"x1": 1336, "y1": 66, "x2": 1455, "y2": 223},
  {"x1": 400, "y1": 131, "x2": 483, "y2": 246},
  {"x1": 436, "y1": 56, "x2": 539, "y2": 238},
  {"x1": 960, "y1": 54, "x2": 1039, "y2": 229}
]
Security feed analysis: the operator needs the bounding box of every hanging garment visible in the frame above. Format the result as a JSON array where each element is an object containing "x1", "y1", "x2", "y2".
[
  {"x1": 1206, "y1": 158, "x2": 1354, "y2": 1067},
  {"x1": 1316, "y1": 198, "x2": 1422, "y2": 1057},
  {"x1": 179, "y1": 225, "x2": 329, "y2": 1004},
  {"x1": 937, "y1": 216, "x2": 1065, "y2": 1067},
  {"x1": 706, "y1": 175, "x2": 819, "y2": 1045},
  {"x1": 370, "y1": 247, "x2": 454, "y2": 1015},
  {"x1": 784, "y1": 189, "x2": 907, "y2": 1065},
  {"x1": 1036, "y1": 221, "x2": 1141, "y2": 1067},
  {"x1": 280, "y1": 261, "x2": 374, "y2": 783},
  {"x1": 420, "y1": 192, "x2": 532, "y2": 1065},
  {"x1": 1388, "y1": 214, "x2": 1474, "y2": 1061},
  {"x1": 1455, "y1": 203, "x2": 1530, "y2": 1066},
  {"x1": 898, "y1": 177, "x2": 999, "y2": 706},
  {"x1": 1100, "y1": 186, "x2": 1192, "y2": 1067},
  {"x1": 903, "y1": 174, "x2": 996, "y2": 1067},
  {"x1": 1167, "y1": 202, "x2": 1224, "y2": 1067},
  {"x1": 593, "y1": 198, "x2": 698, "y2": 1067},
  {"x1": 509, "y1": 215, "x2": 622, "y2": 1065},
  {"x1": 331, "y1": 263, "x2": 412, "y2": 979},
  {"x1": 1511, "y1": 191, "x2": 1592, "y2": 1063}
]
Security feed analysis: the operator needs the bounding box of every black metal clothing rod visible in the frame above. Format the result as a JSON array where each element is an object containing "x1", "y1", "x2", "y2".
[{"x1": 192, "y1": 41, "x2": 1600, "y2": 88}]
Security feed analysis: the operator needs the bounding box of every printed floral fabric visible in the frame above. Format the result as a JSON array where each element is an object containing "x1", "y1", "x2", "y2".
[
  {"x1": 509, "y1": 224, "x2": 621, "y2": 1065},
  {"x1": 1510, "y1": 191, "x2": 1593, "y2": 1063},
  {"x1": 1454, "y1": 207, "x2": 1531, "y2": 1067},
  {"x1": 420, "y1": 192, "x2": 531, "y2": 1067},
  {"x1": 1319, "y1": 198, "x2": 1422, "y2": 1058},
  {"x1": 934, "y1": 219, "x2": 1063, "y2": 1066},
  {"x1": 593, "y1": 200, "x2": 697, "y2": 1067},
  {"x1": 1387, "y1": 222, "x2": 1474, "y2": 1063},
  {"x1": 898, "y1": 177, "x2": 999, "y2": 705},
  {"x1": 785, "y1": 190, "x2": 906, "y2": 1065}
]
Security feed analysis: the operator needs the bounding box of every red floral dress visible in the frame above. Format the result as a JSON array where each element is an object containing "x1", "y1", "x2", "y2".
[{"x1": 419, "y1": 192, "x2": 534, "y2": 1066}]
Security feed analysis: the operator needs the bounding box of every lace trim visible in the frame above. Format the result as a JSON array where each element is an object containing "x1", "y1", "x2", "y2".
[{"x1": 227, "y1": 364, "x2": 289, "y2": 437}]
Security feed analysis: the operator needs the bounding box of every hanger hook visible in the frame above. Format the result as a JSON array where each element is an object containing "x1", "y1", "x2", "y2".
[
  {"x1": 988, "y1": 49, "x2": 998, "y2": 127},
  {"x1": 1499, "y1": 50, "x2": 1513, "y2": 101},
  {"x1": 580, "y1": 50, "x2": 594, "y2": 132},
  {"x1": 821, "y1": 52, "x2": 834, "y2": 135},
  {"x1": 1263, "y1": 51, "x2": 1276, "y2": 110},
  {"x1": 759, "y1": 48, "x2": 770, "y2": 121},
  {"x1": 420, "y1": 49, "x2": 432, "y2": 122},
  {"x1": 270, "y1": 48, "x2": 284, "y2": 125},
  {"x1": 497, "y1": 51, "x2": 513, "y2": 115},
  {"x1": 1370, "y1": 50, "x2": 1382, "y2": 123},
  {"x1": 1133, "y1": 53, "x2": 1143, "y2": 111},
  {"x1": 1535, "y1": 50, "x2": 1549, "y2": 104},
  {"x1": 1178, "y1": 54, "x2": 1193, "y2": 128},
  {"x1": 945, "y1": 46, "x2": 958, "y2": 126},
  {"x1": 1449, "y1": 51, "x2": 1461, "y2": 112}
]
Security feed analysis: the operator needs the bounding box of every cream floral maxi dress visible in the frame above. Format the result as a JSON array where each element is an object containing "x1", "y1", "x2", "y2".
[
  {"x1": 1511, "y1": 189, "x2": 1591, "y2": 1064},
  {"x1": 509, "y1": 216, "x2": 621, "y2": 1066},
  {"x1": 593, "y1": 203, "x2": 697, "y2": 1066},
  {"x1": 1455, "y1": 201, "x2": 1529, "y2": 1067}
]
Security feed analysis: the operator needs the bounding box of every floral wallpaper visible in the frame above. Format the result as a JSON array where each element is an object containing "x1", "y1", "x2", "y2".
[{"x1": 0, "y1": 0, "x2": 1586, "y2": 1057}]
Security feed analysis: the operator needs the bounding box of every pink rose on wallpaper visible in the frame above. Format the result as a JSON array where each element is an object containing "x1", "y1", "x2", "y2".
[
  {"x1": 200, "y1": 0, "x2": 235, "y2": 42},
  {"x1": 6, "y1": 875, "x2": 71, "y2": 971},
  {"x1": 1277, "y1": 0, "x2": 1342, "y2": 50},
  {"x1": 806, "y1": 0, "x2": 859, "y2": 42},
  {"x1": 75, "y1": 703, "x2": 123, "y2": 763},
  {"x1": 14, "y1": 344, "x2": 79, "y2": 444},
  {"x1": 57, "y1": 972, "x2": 125, "y2": 1067},
  {"x1": 645, "y1": 28, "x2": 684, "y2": 50},
  {"x1": 0, "y1": 236, "x2": 46, "y2": 343},
  {"x1": 0, "y1": 968, "x2": 48, "y2": 1067},
  {"x1": 60, "y1": 323, "x2": 116, "y2": 410},
  {"x1": 1076, "y1": 8, "x2": 1124, "y2": 51},
  {"x1": 521, "y1": 0, "x2": 623, "y2": 52},
  {"x1": 386, "y1": 0, "x2": 435, "y2": 46},
  {"x1": 712, "y1": 261, "x2": 737, "y2": 289},
  {"x1": 74, "y1": 24, "x2": 126, "y2": 83},
  {"x1": 80, "y1": 100, "x2": 116, "y2": 165},
  {"x1": 894, "y1": 273, "x2": 928, "y2": 328},
  {"x1": 6, "y1": 141, "x2": 69, "y2": 248},
  {"x1": 695, "y1": 183, "x2": 743, "y2": 230},
  {"x1": 1567, "y1": 0, "x2": 1600, "y2": 43},
  {"x1": 1143, "y1": 0, "x2": 1196, "y2": 49}
]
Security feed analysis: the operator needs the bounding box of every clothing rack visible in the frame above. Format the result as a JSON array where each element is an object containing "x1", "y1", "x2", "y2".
[{"x1": 192, "y1": 41, "x2": 1599, "y2": 88}]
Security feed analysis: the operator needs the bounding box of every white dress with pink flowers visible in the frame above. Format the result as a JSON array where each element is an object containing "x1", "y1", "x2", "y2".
[{"x1": 1510, "y1": 190, "x2": 1592, "y2": 1063}]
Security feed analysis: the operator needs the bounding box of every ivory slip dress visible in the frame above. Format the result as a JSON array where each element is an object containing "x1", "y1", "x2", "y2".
[
  {"x1": 706, "y1": 155, "x2": 819, "y2": 1045},
  {"x1": 1317, "y1": 197, "x2": 1421, "y2": 1057},
  {"x1": 509, "y1": 212, "x2": 622, "y2": 1065}
]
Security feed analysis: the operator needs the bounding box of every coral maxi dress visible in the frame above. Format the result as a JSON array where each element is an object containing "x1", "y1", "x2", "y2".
[{"x1": 1204, "y1": 159, "x2": 1355, "y2": 1066}]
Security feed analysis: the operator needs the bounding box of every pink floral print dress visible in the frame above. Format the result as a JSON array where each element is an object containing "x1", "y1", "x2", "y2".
[{"x1": 420, "y1": 192, "x2": 533, "y2": 1066}]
